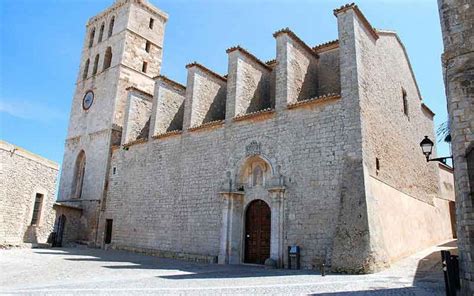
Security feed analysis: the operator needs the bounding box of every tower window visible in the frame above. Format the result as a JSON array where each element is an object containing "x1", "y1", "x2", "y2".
[
  {"x1": 83, "y1": 59, "x2": 90, "y2": 80},
  {"x1": 402, "y1": 88, "x2": 408, "y2": 116},
  {"x1": 145, "y1": 41, "x2": 151, "y2": 53},
  {"x1": 92, "y1": 54, "x2": 100, "y2": 75},
  {"x1": 149, "y1": 18, "x2": 154, "y2": 29},
  {"x1": 376, "y1": 157, "x2": 380, "y2": 171},
  {"x1": 142, "y1": 61, "x2": 148, "y2": 73},
  {"x1": 88, "y1": 28, "x2": 96, "y2": 48},
  {"x1": 108, "y1": 16, "x2": 115, "y2": 38},
  {"x1": 98, "y1": 22, "x2": 105, "y2": 42},
  {"x1": 30, "y1": 193, "x2": 43, "y2": 225},
  {"x1": 72, "y1": 150, "x2": 86, "y2": 199},
  {"x1": 103, "y1": 47, "x2": 112, "y2": 70}
]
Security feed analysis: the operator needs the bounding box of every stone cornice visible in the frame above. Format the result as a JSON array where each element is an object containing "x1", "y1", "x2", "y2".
[
  {"x1": 123, "y1": 137, "x2": 147, "y2": 148},
  {"x1": 186, "y1": 62, "x2": 227, "y2": 82},
  {"x1": 287, "y1": 93, "x2": 341, "y2": 109},
  {"x1": 333, "y1": 3, "x2": 379, "y2": 41},
  {"x1": 313, "y1": 40, "x2": 339, "y2": 53},
  {"x1": 126, "y1": 86, "x2": 154, "y2": 99},
  {"x1": 273, "y1": 28, "x2": 319, "y2": 59},
  {"x1": 188, "y1": 120, "x2": 225, "y2": 132},
  {"x1": 226, "y1": 46, "x2": 272, "y2": 71},
  {"x1": 421, "y1": 102, "x2": 435, "y2": 117},
  {"x1": 151, "y1": 130, "x2": 183, "y2": 140},
  {"x1": 87, "y1": 0, "x2": 168, "y2": 26},
  {"x1": 154, "y1": 75, "x2": 186, "y2": 91},
  {"x1": 0, "y1": 140, "x2": 59, "y2": 170},
  {"x1": 233, "y1": 108, "x2": 275, "y2": 122}
]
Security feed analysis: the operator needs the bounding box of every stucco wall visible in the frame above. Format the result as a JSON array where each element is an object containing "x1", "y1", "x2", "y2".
[
  {"x1": 366, "y1": 175, "x2": 453, "y2": 263},
  {"x1": 0, "y1": 141, "x2": 58, "y2": 246}
]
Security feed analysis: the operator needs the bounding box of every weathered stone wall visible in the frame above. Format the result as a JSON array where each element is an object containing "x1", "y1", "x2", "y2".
[
  {"x1": 0, "y1": 141, "x2": 58, "y2": 246},
  {"x1": 150, "y1": 77, "x2": 186, "y2": 135},
  {"x1": 438, "y1": 0, "x2": 474, "y2": 294},
  {"x1": 318, "y1": 48, "x2": 341, "y2": 95},
  {"x1": 103, "y1": 97, "x2": 348, "y2": 269},
  {"x1": 122, "y1": 90, "x2": 153, "y2": 144},
  {"x1": 275, "y1": 32, "x2": 319, "y2": 106},
  {"x1": 183, "y1": 65, "x2": 227, "y2": 128},
  {"x1": 226, "y1": 48, "x2": 272, "y2": 117},
  {"x1": 58, "y1": 0, "x2": 166, "y2": 244}
]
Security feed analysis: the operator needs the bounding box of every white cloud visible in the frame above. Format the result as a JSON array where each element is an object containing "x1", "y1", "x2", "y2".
[{"x1": 0, "y1": 99, "x2": 66, "y2": 123}]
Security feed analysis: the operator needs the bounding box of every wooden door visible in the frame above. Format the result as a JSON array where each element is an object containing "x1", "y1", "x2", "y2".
[{"x1": 244, "y1": 200, "x2": 271, "y2": 264}]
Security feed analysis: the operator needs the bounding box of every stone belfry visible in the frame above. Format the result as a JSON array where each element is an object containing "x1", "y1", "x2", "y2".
[{"x1": 56, "y1": 0, "x2": 168, "y2": 244}]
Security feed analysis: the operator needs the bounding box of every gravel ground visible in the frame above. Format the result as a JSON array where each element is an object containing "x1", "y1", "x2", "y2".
[{"x1": 0, "y1": 240, "x2": 456, "y2": 295}]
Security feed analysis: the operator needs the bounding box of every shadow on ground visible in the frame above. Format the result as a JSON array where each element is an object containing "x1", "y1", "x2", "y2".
[
  {"x1": 33, "y1": 240, "x2": 456, "y2": 294},
  {"x1": 34, "y1": 247, "x2": 316, "y2": 279}
]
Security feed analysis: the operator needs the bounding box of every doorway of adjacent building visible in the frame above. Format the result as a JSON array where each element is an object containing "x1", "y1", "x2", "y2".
[
  {"x1": 54, "y1": 215, "x2": 66, "y2": 247},
  {"x1": 104, "y1": 219, "x2": 113, "y2": 244},
  {"x1": 244, "y1": 199, "x2": 271, "y2": 264}
]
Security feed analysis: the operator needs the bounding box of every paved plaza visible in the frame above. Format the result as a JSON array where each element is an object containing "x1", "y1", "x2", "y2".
[{"x1": 0, "y1": 241, "x2": 455, "y2": 295}]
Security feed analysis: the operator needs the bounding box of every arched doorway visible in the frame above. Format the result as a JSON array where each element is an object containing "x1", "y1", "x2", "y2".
[{"x1": 244, "y1": 199, "x2": 271, "y2": 264}]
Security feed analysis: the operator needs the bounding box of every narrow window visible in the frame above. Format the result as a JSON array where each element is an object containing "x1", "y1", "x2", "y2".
[
  {"x1": 108, "y1": 16, "x2": 115, "y2": 37},
  {"x1": 30, "y1": 193, "x2": 43, "y2": 225},
  {"x1": 88, "y1": 28, "x2": 96, "y2": 48},
  {"x1": 104, "y1": 219, "x2": 113, "y2": 244},
  {"x1": 376, "y1": 157, "x2": 380, "y2": 171},
  {"x1": 145, "y1": 41, "x2": 151, "y2": 53},
  {"x1": 103, "y1": 47, "x2": 112, "y2": 70},
  {"x1": 112, "y1": 167, "x2": 117, "y2": 175},
  {"x1": 402, "y1": 88, "x2": 408, "y2": 116},
  {"x1": 142, "y1": 61, "x2": 148, "y2": 73},
  {"x1": 83, "y1": 59, "x2": 90, "y2": 80},
  {"x1": 72, "y1": 151, "x2": 86, "y2": 199},
  {"x1": 98, "y1": 22, "x2": 105, "y2": 42},
  {"x1": 92, "y1": 54, "x2": 99, "y2": 75},
  {"x1": 149, "y1": 18, "x2": 154, "y2": 29}
]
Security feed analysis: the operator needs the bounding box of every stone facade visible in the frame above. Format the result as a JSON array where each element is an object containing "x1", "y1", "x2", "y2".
[
  {"x1": 0, "y1": 140, "x2": 58, "y2": 246},
  {"x1": 59, "y1": 1, "x2": 456, "y2": 272},
  {"x1": 438, "y1": 0, "x2": 474, "y2": 294}
]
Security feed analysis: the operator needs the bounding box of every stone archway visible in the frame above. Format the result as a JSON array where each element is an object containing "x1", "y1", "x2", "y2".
[
  {"x1": 218, "y1": 149, "x2": 286, "y2": 267},
  {"x1": 244, "y1": 199, "x2": 271, "y2": 264}
]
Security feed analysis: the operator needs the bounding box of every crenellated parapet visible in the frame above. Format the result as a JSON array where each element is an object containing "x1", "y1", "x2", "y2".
[{"x1": 183, "y1": 62, "x2": 227, "y2": 130}]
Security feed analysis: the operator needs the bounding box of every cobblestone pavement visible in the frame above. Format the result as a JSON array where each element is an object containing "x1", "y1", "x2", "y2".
[{"x1": 0, "y1": 240, "x2": 456, "y2": 295}]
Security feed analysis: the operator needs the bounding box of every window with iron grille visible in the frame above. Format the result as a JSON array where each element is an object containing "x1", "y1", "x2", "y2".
[{"x1": 31, "y1": 193, "x2": 43, "y2": 225}]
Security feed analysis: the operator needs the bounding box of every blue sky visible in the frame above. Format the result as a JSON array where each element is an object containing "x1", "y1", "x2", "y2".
[{"x1": 0, "y1": 0, "x2": 449, "y2": 167}]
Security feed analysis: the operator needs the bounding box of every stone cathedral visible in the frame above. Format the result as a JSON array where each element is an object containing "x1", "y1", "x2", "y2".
[{"x1": 55, "y1": 0, "x2": 456, "y2": 272}]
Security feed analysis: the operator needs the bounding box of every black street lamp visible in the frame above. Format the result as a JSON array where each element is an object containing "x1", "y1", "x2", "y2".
[{"x1": 419, "y1": 136, "x2": 453, "y2": 164}]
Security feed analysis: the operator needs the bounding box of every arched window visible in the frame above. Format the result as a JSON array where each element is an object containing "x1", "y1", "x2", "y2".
[
  {"x1": 98, "y1": 22, "x2": 105, "y2": 42},
  {"x1": 252, "y1": 165, "x2": 263, "y2": 186},
  {"x1": 92, "y1": 54, "x2": 99, "y2": 75},
  {"x1": 83, "y1": 59, "x2": 89, "y2": 80},
  {"x1": 103, "y1": 47, "x2": 112, "y2": 70},
  {"x1": 402, "y1": 88, "x2": 408, "y2": 116},
  {"x1": 72, "y1": 151, "x2": 86, "y2": 199},
  {"x1": 88, "y1": 28, "x2": 95, "y2": 48},
  {"x1": 108, "y1": 16, "x2": 115, "y2": 38}
]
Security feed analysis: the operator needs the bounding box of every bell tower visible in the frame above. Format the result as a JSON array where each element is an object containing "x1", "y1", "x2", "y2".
[{"x1": 56, "y1": 0, "x2": 167, "y2": 244}]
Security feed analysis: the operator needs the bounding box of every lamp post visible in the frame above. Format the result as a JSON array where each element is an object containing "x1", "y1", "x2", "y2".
[{"x1": 419, "y1": 136, "x2": 453, "y2": 165}]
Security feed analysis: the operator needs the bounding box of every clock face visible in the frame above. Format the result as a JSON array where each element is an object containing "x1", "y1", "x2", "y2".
[{"x1": 82, "y1": 91, "x2": 94, "y2": 110}]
